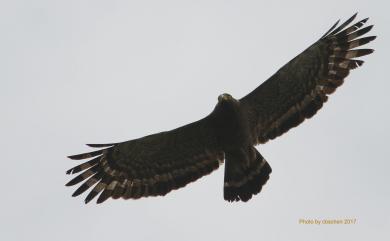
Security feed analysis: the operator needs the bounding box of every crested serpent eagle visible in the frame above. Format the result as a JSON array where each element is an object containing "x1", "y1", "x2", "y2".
[{"x1": 66, "y1": 14, "x2": 376, "y2": 204}]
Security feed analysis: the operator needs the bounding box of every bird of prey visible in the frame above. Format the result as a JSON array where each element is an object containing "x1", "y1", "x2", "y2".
[{"x1": 66, "y1": 14, "x2": 375, "y2": 204}]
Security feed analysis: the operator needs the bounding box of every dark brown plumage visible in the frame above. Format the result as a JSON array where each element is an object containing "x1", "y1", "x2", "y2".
[{"x1": 66, "y1": 14, "x2": 375, "y2": 204}]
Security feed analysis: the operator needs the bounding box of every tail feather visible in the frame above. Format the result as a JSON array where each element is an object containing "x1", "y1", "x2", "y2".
[{"x1": 224, "y1": 149, "x2": 271, "y2": 202}]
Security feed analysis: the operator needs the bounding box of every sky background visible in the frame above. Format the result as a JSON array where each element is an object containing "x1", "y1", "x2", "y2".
[{"x1": 1, "y1": 0, "x2": 389, "y2": 240}]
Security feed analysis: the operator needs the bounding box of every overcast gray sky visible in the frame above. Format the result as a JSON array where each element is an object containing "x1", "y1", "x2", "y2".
[{"x1": 1, "y1": 0, "x2": 389, "y2": 241}]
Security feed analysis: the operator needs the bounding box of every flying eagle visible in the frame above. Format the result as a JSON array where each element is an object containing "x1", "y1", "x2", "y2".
[{"x1": 66, "y1": 14, "x2": 375, "y2": 204}]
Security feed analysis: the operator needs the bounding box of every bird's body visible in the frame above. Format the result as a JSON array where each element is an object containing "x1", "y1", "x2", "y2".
[
  {"x1": 66, "y1": 14, "x2": 376, "y2": 204},
  {"x1": 211, "y1": 94, "x2": 271, "y2": 201},
  {"x1": 214, "y1": 94, "x2": 253, "y2": 149}
]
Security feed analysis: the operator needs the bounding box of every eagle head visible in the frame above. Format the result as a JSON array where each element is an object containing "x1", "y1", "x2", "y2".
[
  {"x1": 216, "y1": 93, "x2": 240, "y2": 113},
  {"x1": 218, "y1": 93, "x2": 235, "y2": 102}
]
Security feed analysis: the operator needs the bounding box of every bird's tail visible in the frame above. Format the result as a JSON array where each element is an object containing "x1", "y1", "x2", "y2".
[{"x1": 224, "y1": 148, "x2": 271, "y2": 202}]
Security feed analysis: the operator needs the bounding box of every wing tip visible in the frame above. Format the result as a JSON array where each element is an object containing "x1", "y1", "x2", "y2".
[
  {"x1": 321, "y1": 19, "x2": 340, "y2": 39},
  {"x1": 65, "y1": 180, "x2": 76, "y2": 187},
  {"x1": 359, "y1": 48, "x2": 375, "y2": 56},
  {"x1": 85, "y1": 193, "x2": 97, "y2": 204},
  {"x1": 366, "y1": 24, "x2": 374, "y2": 31},
  {"x1": 67, "y1": 150, "x2": 105, "y2": 160},
  {"x1": 348, "y1": 12, "x2": 358, "y2": 23},
  {"x1": 96, "y1": 192, "x2": 111, "y2": 204},
  {"x1": 86, "y1": 143, "x2": 115, "y2": 148},
  {"x1": 67, "y1": 155, "x2": 80, "y2": 160},
  {"x1": 365, "y1": 35, "x2": 377, "y2": 43},
  {"x1": 322, "y1": 13, "x2": 373, "y2": 39},
  {"x1": 72, "y1": 190, "x2": 82, "y2": 197}
]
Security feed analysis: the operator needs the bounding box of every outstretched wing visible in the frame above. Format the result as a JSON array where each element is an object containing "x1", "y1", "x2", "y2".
[
  {"x1": 66, "y1": 117, "x2": 224, "y2": 204},
  {"x1": 240, "y1": 14, "x2": 376, "y2": 144}
]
